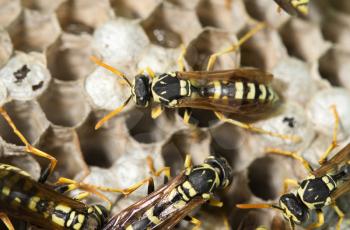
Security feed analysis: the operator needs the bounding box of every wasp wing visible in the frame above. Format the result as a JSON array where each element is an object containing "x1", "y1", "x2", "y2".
[
  {"x1": 152, "y1": 196, "x2": 206, "y2": 230},
  {"x1": 312, "y1": 143, "x2": 350, "y2": 178},
  {"x1": 330, "y1": 179, "x2": 350, "y2": 202},
  {"x1": 177, "y1": 68, "x2": 273, "y2": 84},
  {"x1": 102, "y1": 173, "x2": 186, "y2": 229}
]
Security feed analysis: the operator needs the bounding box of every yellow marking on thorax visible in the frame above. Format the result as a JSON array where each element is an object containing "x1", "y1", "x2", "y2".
[
  {"x1": 146, "y1": 207, "x2": 161, "y2": 224},
  {"x1": 235, "y1": 82, "x2": 244, "y2": 99},
  {"x1": 213, "y1": 81, "x2": 221, "y2": 99},
  {"x1": 182, "y1": 181, "x2": 197, "y2": 197},
  {"x1": 258, "y1": 84, "x2": 266, "y2": 100},
  {"x1": 247, "y1": 83, "x2": 256, "y2": 100},
  {"x1": 13, "y1": 197, "x2": 21, "y2": 204},
  {"x1": 126, "y1": 225, "x2": 134, "y2": 230},
  {"x1": 322, "y1": 176, "x2": 335, "y2": 191},
  {"x1": 267, "y1": 87, "x2": 275, "y2": 101},
  {"x1": 174, "y1": 199, "x2": 187, "y2": 209},
  {"x1": 28, "y1": 196, "x2": 41, "y2": 211}
]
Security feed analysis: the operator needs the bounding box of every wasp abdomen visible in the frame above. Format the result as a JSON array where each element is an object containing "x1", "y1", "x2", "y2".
[{"x1": 199, "y1": 80, "x2": 277, "y2": 104}]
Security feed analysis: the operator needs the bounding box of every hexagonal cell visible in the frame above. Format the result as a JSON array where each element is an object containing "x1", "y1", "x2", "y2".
[
  {"x1": 243, "y1": 0, "x2": 289, "y2": 28},
  {"x1": 196, "y1": 0, "x2": 246, "y2": 32},
  {"x1": 38, "y1": 80, "x2": 90, "y2": 127},
  {"x1": 0, "y1": 52, "x2": 51, "y2": 101},
  {"x1": 240, "y1": 25, "x2": 287, "y2": 70},
  {"x1": 166, "y1": 0, "x2": 200, "y2": 9},
  {"x1": 0, "y1": 100, "x2": 49, "y2": 146},
  {"x1": 247, "y1": 155, "x2": 286, "y2": 200},
  {"x1": 0, "y1": 0, "x2": 21, "y2": 28},
  {"x1": 0, "y1": 28, "x2": 13, "y2": 68},
  {"x1": 47, "y1": 33, "x2": 94, "y2": 81},
  {"x1": 21, "y1": 0, "x2": 65, "y2": 12},
  {"x1": 141, "y1": 2, "x2": 202, "y2": 48},
  {"x1": 111, "y1": 0, "x2": 161, "y2": 19},
  {"x1": 36, "y1": 126, "x2": 88, "y2": 180},
  {"x1": 185, "y1": 28, "x2": 239, "y2": 71},
  {"x1": 161, "y1": 129, "x2": 211, "y2": 174},
  {"x1": 77, "y1": 111, "x2": 131, "y2": 168},
  {"x1": 125, "y1": 107, "x2": 176, "y2": 144},
  {"x1": 321, "y1": 9, "x2": 350, "y2": 47},
  {"x1": 9, "y1": 9, "x2": 61, "y2": 52},
  {"x1": 280, "y1": 18, "x2": 331, "y2": 62},
  {"x1": 56, "y1": 0, "x2": 112, "y2": 33},
  {"x1": 319, "y1": 46, "x2": 350, "y2": 91}
]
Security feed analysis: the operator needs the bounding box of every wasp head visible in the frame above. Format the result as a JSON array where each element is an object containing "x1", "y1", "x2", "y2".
[
  {"x1": 279, "y1": 193, "x2": 309, "y2": 225},
  {"x1": 132, "y1": 74, "x2": 151, "y2": 107}
]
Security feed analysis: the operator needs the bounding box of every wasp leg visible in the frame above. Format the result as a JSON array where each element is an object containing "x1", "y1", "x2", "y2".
[
  {"x1": 208, "y1": 199, "x2": 223, "y2": 207},
  {"x1": 283, "y1": 178, "x2": 299, "y2": 194},
  {"x1": 266, "y1": 148, "x2": 313, "y2": 173},
  {"x1": 215, "y1": 112, "x2": 301, "y2": 143},
  {"x1": 0, "y1": 107, "x2": 57, "y2": 182},
  {"x1": 178, "y1": 108, "x2": 200, "y2": 127},
  {"x1": 139, "y1": 67, "x2": 155, "y2": 79},
  {"x1": 72, "y1": 192, "x2": 90, "y2": 201},
  {"x1": 95, "y1": 95, "x2": 132, "y2": 129},
  {"x1": 206, "y1": 22, "x2": 266, "y2": 71},
  {"x1": 184, "y1": 154, "x2": 193, "y2": 168},
  {"x1": 151, "y1": 105, "x2": 164, "y2": 119},
  {"x1": 146, "y1": 155, "x2": 171, "y2": 184},
  {"x1": 292, "y1": 0, "x2": 309, "y2": 14},
  {"x1": 177, "y1": 44, "x2": 187, "y2": 72},
  {"x1": 306, "y1": 210, "x2": 324, "y2": 229},
  {"x1": 223, "y1": 214, "x2": 230, "y2": 230},
  {"x1": 0, "y1": 213, "x2": 14, "y2": 230},
  {"x1": 332, "y1": 204, "x2": 344, "y2": 230},
  {"x1": 184, "y1": 215, "x2": 201, "y2": 230},
  {"x1": 319, "y1": 105, "x2": 339, "y2": 165}
]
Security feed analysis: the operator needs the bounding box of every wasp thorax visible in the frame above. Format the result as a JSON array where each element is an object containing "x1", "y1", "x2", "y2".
[
  {"x1": 132, "y1": 74, "x2": 151, "y2": 107},
  {"x1": 205, "y1": 156, "x2": 233, "y2": 189},
  {"x1": 279, "y1": 193, "x2": 309, "y2": 224}
]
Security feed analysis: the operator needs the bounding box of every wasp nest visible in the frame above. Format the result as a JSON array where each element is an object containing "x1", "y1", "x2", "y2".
[{"x1": 0, "y1": 0, "x2": 350, "y2": 229}]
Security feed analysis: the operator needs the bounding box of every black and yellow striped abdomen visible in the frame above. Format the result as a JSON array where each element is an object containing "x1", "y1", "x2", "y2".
[
  {"x1": 199, "y1": 79, "x2": 278, "y2": 105},
  {"x1": 0, "y1": 164, "x2": 104, "y2": 230}
]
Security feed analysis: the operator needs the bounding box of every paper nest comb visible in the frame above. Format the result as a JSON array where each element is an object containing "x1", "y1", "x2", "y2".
[{"x1": 0, "y1": 0, "x2": 350, "y2": 229}]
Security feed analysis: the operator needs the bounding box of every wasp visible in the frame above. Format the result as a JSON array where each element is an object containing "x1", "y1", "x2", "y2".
[
  {"x1": 102, "y1": 155, "x2": 233, "y2": 230},
  {"x1": 237, "y1": 106, "x2": 350, "y2": 230},
  {"x1": 274, "y1": 0, "x2": 309, "y2": 16},
  {"x1": 91, "y1": 23, "x2": 298, "y2": 142},
  {"x1": 0, "y1": 107, "x2": 151, "y2": 230}
]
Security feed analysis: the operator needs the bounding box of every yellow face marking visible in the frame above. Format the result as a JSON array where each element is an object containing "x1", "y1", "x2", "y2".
[
  {"x1": 146, "y1": 208, "x2": 161, "y2": 224},
  {"x1": 28, "y1": 196, "x2": 40, "y2": 211},
  {"x1": 213, "y1": 81, "x2": 221, "y2": 99},
  {"x1": 259, "y1": 84, "x2": 266, "y2": 100},
  {"x1": 247, "y1": 83, "x2": 256, "y2": 100},
  {"x1": 183, "y1": 181, "x2": 197, "y2": 197},
  {"x1": 235, "y1": 82, "x2": 244, "y2": 99}
]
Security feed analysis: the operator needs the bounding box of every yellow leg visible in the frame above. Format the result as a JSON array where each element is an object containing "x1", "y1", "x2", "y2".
[
  {"x1": 318, "y1": 105, "x2": 339, "y2": 165},
  {"x1": 73, "y1": 192, "x2": 90, "y2": 201},
  {"x1": 184, "y1": 154, "x2": 192, "y2": 168},
  {"x1": 291, "y1": 0, "x2": 309, "y2": 14},
  {"x1": 177, "y1": 44, "x2": 187, "y2": 71},
  {"x1": 184, "y1": 216, "x2": 201, "y2": 230},
  {"x1": 138, "y1": 67, "x2": 155, "y2": 79},
  {"x1": 283, "y1": 178, "x2": 299, "y2": 194},
  {"x1": 0, "y1": 213, "x2": 14, "y2": 230},
  {"x1": 0, "y1": 107, "x2": 57, "y2": 177},
  {"x1": 333, "y1": 204, "x2": 344, "y2": 230},
  {"x1": 223, "y1": 214, "x2": 230, "y2": 230},
  {"x1": 215, "y1": 112, "x2": 301, "y2": 143},
  {"x1": 95, "y1": 95, "x2": 132, "y2": 130},
  {"x1": 151, "y1": 105, "x2": 164, "y2": 119},
  {"x1": 209, "y1": 199, "x2": 223, "y2": 207},
  {"x1": 306, "y1": 210, "x2": 324, "y2": 230},
  {"x1": 206, "y1": 22, "x2": 266, "y2": 71},
  {"x1": 266, "y1": 148, "x2": 313, "y2": 173},
  {"x1": 146, "y1": 156, "x2": 171, "y2": 180}
]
